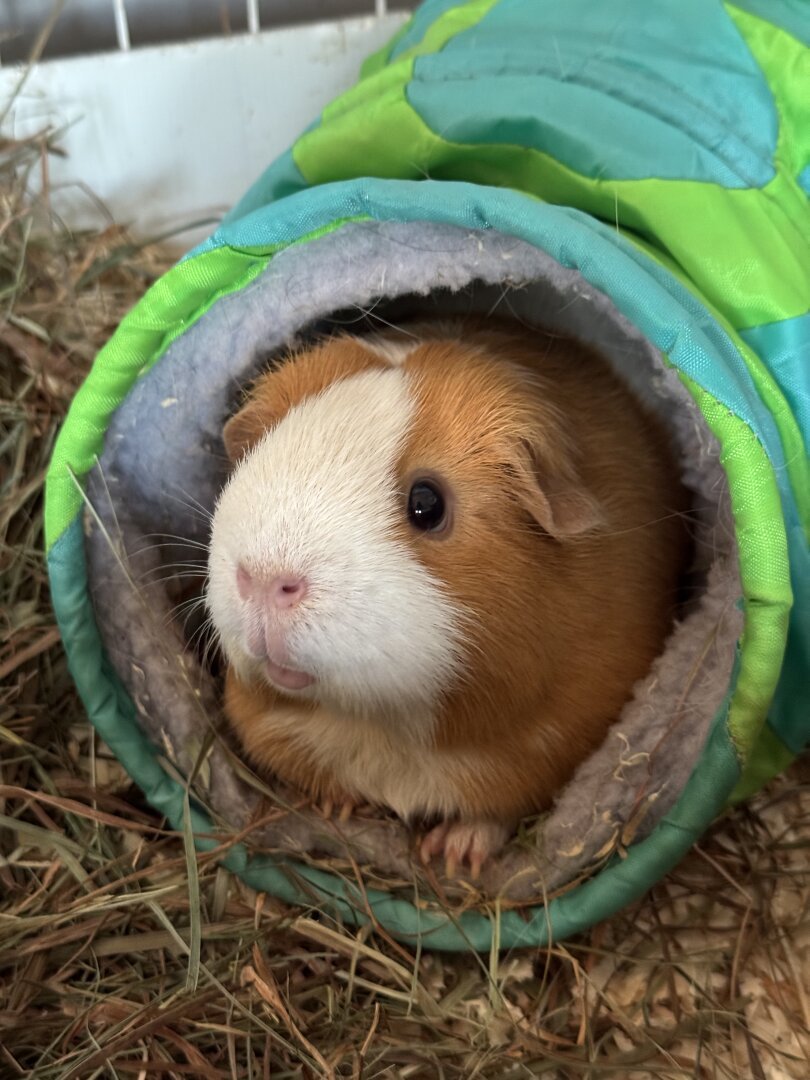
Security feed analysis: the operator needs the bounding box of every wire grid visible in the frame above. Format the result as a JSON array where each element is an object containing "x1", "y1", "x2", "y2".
[{"x1": 111, "y1": 0, "x2": 390, "y2": 51}]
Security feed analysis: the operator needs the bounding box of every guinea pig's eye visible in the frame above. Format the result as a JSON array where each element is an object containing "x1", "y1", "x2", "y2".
[{"x1": 407, "y1": 479, "x2": 448, "y2": 533}]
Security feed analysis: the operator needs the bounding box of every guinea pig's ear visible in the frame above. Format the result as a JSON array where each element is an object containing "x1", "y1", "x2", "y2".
[
  {"x1": 511, "y1": 436, "x2": 604, "y2": 538},
  {"x1": 222, "y1": 398, "x2": 273, "y2": 463}
]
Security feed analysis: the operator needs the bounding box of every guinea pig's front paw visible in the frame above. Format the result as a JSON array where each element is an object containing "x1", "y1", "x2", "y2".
[{"x1": 419, "y1": 819, "x2": 510, "y2": 881}]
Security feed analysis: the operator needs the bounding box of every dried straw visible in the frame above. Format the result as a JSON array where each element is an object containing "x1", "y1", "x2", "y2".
[{"x1": 1, "y1": 125, "x2": 808, "y2": 1079}]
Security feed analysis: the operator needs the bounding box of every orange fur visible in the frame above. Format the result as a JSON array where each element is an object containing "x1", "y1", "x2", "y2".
[
  {"x1": 396, "y1": 325, "x2": 690, "y2": 820},
  {"x1": 224, "y1": 670, "x2": 352, "y2": 804},
  {"x1": 220, "y1": 320, "x2": 690, "y2": 832}
]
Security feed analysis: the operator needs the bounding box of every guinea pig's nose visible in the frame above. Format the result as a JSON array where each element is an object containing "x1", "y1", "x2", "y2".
[
  {"x1": 268, "y1": 575, "x2": 308, "y2": 609},
  {"x1": 236, "y1": 564, "x2": 307, "y2": 609}
]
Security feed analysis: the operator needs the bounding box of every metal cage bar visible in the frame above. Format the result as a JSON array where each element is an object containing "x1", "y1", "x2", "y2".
[
  {"x1": 112, "y1": 0, "x2": 131, "y2": 51},
  {"x1": 106, "y1": 1, "x2": 391, "y2": 54},
  {"x1": 246, "y1": 0, "x2": 261, "y2": 34}
]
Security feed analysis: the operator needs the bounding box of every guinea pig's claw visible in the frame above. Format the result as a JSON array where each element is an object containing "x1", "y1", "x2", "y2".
[
  {"x1": 420, "y1": 820, "x2": 509, "y2": 882},
  {"x1": 318, "y1": 794, "x2": 359, "y2": 822},
  {"x1": 419, "y1": 821, "x2": 451, "y2": 865}
]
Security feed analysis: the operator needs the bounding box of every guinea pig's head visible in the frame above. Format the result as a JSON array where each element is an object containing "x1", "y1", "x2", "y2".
[{"x1": 207, "y1": 330, "x2": 601, "y2": 728}]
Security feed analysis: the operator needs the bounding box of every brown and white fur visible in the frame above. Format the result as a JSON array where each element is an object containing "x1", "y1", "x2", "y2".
[{"x1": 206, "y1": 319, "x2": 690, "y2": 878}]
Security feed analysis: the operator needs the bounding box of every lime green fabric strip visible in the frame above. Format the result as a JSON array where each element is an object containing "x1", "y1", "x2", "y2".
[
  {"x1": 329, "y1": 0, "x2": 499, "y2": 124},
  {"x1": 678, "y1": 373, "x2": 792, "y2": 761},
  {"x1": 727, "y1": 4, "x2": 810, "y2": 180},
  {"x1": 45, "y1": 247, "x2": 265, "y2": 550},
  {"x1": 324, "y1": 10, "x2": 499, "y2": 143},
  {"x1": 319, "y1": 59, "x2": 418, "y2": 127},
  {"x1": 44, "y1": 217, "x2": 369, "y2": 550},
  {"x1": 359, "y1": 22, "x2": 413, "y2": 80},
  {"x1": 732, "y1": 336, "x2": 810, "y2": 538},
  {"x1": 360, "y1": 0, "x2": 501, "y2": 80},
  {"x1": 393, "y1": 0, "x2": 501, "y2": 64}
]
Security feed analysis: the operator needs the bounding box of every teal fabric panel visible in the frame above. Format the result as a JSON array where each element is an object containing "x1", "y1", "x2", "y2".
[
  {"x1": 407, "y1": 54, "x2": 770, "y2": 187},
  {"x1": 409, "y1": 0, "x2": 777, "y2": 187},
  {"x1": 728, "y1": 0, "x2": 810, "y2": 45},
  {"x1": 740, "y1": 314, "x2": 810, "y2": 442},
  {"x1": 798, "y1": 164, "x2": 810, "y2": 196}
]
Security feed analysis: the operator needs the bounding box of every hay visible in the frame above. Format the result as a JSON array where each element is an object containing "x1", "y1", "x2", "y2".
[{"x1": 1, "y1": 125, "x2": 808, "y2": 1079}]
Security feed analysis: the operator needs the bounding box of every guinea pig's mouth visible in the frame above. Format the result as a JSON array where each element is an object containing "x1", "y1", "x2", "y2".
[{"x1": 264, "y1": 656, "x2": 316, "y2": 692}]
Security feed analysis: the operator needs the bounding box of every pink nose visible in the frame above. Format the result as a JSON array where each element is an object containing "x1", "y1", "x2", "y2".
[
  {"x1": 236, "y1": 565, "x2": 308, "y2": 609},
  {"x1": 269, "y1": 576, "x2": 308, "y2": 609}
]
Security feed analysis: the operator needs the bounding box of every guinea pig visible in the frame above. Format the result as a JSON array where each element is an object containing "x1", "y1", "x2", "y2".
[{"x1": 206, "y1": 318, "x2": 691, "y2": 878}]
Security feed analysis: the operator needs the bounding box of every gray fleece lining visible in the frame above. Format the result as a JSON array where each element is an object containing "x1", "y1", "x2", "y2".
[{"x1": 85, "y1": 221, "x2": 743, "y2": 902}]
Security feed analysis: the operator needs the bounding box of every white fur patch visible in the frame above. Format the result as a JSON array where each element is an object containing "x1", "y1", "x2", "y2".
[
  {"x1": 355, "y1": 333, "x2": 420, "y2": 367},
  {"x1": 207, "y1": 368, "x2": 464, "y2": 732}
]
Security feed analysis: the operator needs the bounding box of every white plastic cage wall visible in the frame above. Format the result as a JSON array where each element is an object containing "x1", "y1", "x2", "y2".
[{"x1": 0, "y1": 1, "x2": 414, "y2": 243}]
